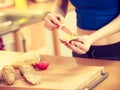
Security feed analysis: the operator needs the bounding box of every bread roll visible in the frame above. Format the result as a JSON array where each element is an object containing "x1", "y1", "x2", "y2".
[{"x1": 1, "y1": 65, "x2": 16, "y2": 85}]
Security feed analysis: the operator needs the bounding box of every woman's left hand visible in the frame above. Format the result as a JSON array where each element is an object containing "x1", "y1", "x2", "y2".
[{"x1": 63, "y1": 35, "x2": 92, "y2": 54}]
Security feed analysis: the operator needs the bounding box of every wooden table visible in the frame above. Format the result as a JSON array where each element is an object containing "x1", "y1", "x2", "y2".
[
  {"x1": 40, "y1": 55, "x2": 120, "y2": 90},
  {"x1": 0, "y1": 52, "x2": 120, "y2": 90}
]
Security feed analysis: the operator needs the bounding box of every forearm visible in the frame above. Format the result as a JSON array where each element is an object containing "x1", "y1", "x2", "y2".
[
  {"x1": 89, "y1": 14, "x2": 120, "y2": 43},
  {"x1": 52, "y1": 0, "x2": 69, "y2": 17}
]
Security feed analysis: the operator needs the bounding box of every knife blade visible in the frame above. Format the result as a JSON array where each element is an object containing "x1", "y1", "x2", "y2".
[{"x1": 59, "y1": 25, "x2": 74, "y2": 35}]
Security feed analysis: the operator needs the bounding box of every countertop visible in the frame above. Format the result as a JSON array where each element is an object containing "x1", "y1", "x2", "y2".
[
  {"x1": 0, "y1": 12, "x2": 47, "y2": 36},
  {"x1": 0, "y1": 51, "x2": 120, "y2": 90},
  {"x1": 40, "y1": 55, "x2": 120, "y2": 90}
]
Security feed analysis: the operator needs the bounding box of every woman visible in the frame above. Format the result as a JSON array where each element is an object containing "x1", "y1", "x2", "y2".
[{"x1": 44, "y1": 0, "x2": 120, "y2": 60}]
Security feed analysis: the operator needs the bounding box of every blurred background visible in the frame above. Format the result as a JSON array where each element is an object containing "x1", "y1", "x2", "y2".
[{"x1": 0, "y1": 0, "x2": 76, "y2": 57}]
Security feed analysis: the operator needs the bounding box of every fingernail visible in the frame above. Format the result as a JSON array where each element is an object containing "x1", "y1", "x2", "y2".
[{"x1": 70, "y1": 41, "x2": 74, "y2": 45}]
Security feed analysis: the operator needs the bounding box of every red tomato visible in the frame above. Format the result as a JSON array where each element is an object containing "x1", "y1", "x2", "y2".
[{"x1": 34, "y1": 61, "x2": 49, "y2": 70}]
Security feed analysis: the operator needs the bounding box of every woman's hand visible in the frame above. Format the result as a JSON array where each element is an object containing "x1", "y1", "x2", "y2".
[
  {"x1": 63, "y1": 35, "x2": 93, "y2": 54},
  {"x1": 44, "y1": 12, "x2": 65, "y2": 31}
]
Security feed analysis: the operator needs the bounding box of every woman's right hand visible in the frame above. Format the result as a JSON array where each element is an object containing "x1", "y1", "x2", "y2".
[{"x1": 44, "y1": 12, "x2": 65, "y2": 31}]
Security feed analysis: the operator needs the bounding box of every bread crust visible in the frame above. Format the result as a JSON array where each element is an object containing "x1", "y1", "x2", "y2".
[
  {"x1": 1, "y1": 65, "x2": 16, "y2": 85},
  {"x1": 19, "y1": 65, "x2": 42, "y2": 85}
]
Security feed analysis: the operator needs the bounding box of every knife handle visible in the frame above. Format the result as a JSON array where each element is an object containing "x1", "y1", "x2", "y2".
[{"x1": 85, "y1": 72, "x2": 109, "y2": 90}]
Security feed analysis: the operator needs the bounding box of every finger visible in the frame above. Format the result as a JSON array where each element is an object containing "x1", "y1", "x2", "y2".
[
  {"x1": 44, "y1": 17, "x2": 58, "y2": 28},
  {"x1": 44, "y1": 23, "x2": 57, "y2": 31},
  {"x1": 69, "y1": 45, "x2": 86, "y2": 54},
  {"x1": 63, "y1": 42, "x2": 86, "y2": 54},
  {"x1": 47, "y1": 13, "x2": 63, "y2": 26},
  {"x1": 71, "y1": 41, "x2": 88, "y2": 52}
]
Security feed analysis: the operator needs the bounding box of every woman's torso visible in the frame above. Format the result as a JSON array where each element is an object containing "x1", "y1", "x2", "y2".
[
  {"x1": 70, "y1": 0, "x2": 120, "y2": 45},
  {"x1": 77, "y1": 28, "x2": 120, "y2": 45}
]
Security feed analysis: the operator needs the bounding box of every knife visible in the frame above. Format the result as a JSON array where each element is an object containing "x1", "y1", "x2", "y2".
[
  {"x1": 59, "y1": 24, "x2": 75, "y2": 36},
  {"x1": 59, "y1": 24, "x2": 78, "y2": 43}
]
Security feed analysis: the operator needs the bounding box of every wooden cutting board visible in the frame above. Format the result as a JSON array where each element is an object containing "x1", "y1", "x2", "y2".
[{"x1": 0, "y1": 64, "x2": 104, "y2": 90}]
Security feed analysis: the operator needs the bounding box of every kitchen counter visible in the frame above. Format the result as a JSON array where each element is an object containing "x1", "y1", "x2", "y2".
[
  {"x1": 0, "y1": 12, "x2": 48, "y2": 36},
  {"x1": 37, "y1": 55, "x2": 120, "y2": 90},
  {"x1": 0, "y1": 1, "x2": 60, "y2": 36},
  {"x1": 39, "y1": 55, "x2": 120, "y2": 90},
  {"x1": 0, "y1": 51, "x2": 120, "y2": 90}
]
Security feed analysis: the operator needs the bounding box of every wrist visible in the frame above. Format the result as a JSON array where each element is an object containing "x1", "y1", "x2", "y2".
[{"x1": 88, "y1": 34, "x2": 97, "y2": 45}]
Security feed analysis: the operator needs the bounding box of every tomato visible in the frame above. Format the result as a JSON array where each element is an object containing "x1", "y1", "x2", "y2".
[{"x1": 34, "y1": 61, "x2": 49, "y2": 70}]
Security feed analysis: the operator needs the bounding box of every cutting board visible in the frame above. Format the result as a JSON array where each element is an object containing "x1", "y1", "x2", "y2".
[{"x1": 0, "y1": 64, "x2": 104, "y2": 90}]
